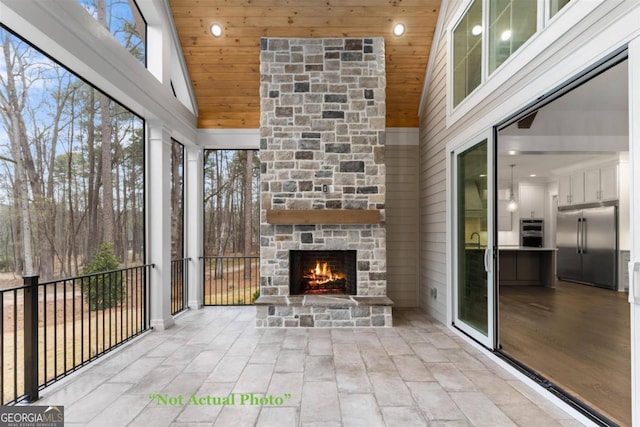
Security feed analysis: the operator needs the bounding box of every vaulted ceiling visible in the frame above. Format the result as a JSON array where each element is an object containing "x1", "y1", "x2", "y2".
[{"x1": 168, "y1": 0, "x2": 441, "y2": 129}]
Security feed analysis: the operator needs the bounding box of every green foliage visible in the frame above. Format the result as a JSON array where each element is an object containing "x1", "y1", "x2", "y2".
[
  {"x1": 251, "y1": 289, "x2": 260, "y2": 304},
  {"x1": 82, "y1": 242, "x2": 124, "y2": 311}
]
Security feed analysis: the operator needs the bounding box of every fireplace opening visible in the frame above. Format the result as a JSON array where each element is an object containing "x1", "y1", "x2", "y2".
[{"x1": 289, "y1": 250, "x2": 357, "y2": 295}]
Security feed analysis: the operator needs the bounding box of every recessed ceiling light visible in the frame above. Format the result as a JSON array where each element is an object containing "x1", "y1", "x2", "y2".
[
  {"x1": 393, "y1": 23, "x2": 406, "y2": 37},
  {"x1": 508, "y1": 150, "x2": 517, "y2": 155},
  {"x1": 471, "y1": 25, "x2": 483, "y2": 36},
  {"x1": 529, "y1": 174, "x2": 537, "y2": 177},
  {"x1": 210, "y1": 23, "x2": 223, "y2": 38},
  {"x1": 501, "y1": 29, "x2": 512, "y2": 41}
]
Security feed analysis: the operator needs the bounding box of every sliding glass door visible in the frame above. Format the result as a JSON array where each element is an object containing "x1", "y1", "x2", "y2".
[{"x1": 452, "y1": 135, "x2": 496, "y2": 348}]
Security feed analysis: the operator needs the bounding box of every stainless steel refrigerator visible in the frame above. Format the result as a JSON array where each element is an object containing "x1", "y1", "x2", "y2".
[{"x1": 556, "y1": 206, "x2": 617, "y2": 290}]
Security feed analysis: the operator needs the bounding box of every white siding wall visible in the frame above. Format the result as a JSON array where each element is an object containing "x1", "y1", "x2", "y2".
[
  {"x1": 418, "y1": 1, "x2": 461, "y2": 323},
  {"x1": 386, "y1": 131, "x2": 420, "y2": 307},
  {"x1": 418, "y1": 0, "x2": 640, "y2": 324}
]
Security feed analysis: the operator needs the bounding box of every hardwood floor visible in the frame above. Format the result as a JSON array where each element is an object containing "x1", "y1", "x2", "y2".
[{"x1": 499, "y1": 281, "x2": 631, "y2": 426}]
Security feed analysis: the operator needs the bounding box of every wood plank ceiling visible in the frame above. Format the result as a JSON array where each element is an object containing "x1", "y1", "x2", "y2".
[{"x1": 168, "y1": 0, "x2": 441, "y2": 129}]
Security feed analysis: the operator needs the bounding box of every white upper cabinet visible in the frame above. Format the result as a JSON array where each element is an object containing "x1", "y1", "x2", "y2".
[
  {"x1": 600, "y1": 164, "x2": 619, "y2": 201},
  {"x1": 559, "y1": 162, "x2": 618, "y2": 206},
  {"x1": 570, "y1": 171, "x2": 585, "y2": 205},
  {"x1": 584, "y1": 164, "x2": 618, "y2": 203},
  {"x1": 519, "y1": 184, "x2": 545, "y2": 219},
  {"x1": 558, "y1": 175, "x2": 571, "y2": 207},
  {"x1": 558, "y1": 172, "x2": 584, "y2": 206},
  {"x1": 584, "y1": 168, "x2": 600, "y2": 202}
]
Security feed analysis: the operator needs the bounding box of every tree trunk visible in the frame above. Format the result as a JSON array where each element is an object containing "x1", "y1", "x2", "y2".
[
  {"x1": 86, "y1": 89, "x2": 99, "y2": 262},
  {"x1": 67, "y1": 94, "x2": 77, "y2": 276},
  {"x1": 215, "y1": 186, "x2": 232, "y2": 279},
  {"x1": 98, "y1": 0, "x2": 115, "y2": 245},
  {"x1": 170, "y1": 141, "x2": 183, "y2": 260},
  {"x1": 2, "y1": 38, "x2": 35, "y2": 276},
  {"x1": 131, "y1": 164, "x2": 139, "y2": 262},
  {"x1": 98, "y1": 94, "x2": 114, "y2": 244},
  {"x1": 8, "y1": 202, "x2": 22, "y2": 274},
  {"x1": 243, "y1": 151, "x2": 253, "y2": 278}
]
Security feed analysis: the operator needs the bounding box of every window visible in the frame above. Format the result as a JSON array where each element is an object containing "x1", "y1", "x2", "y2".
[
  {"x1": 453, "y1": 0, "x2": 483, "y2": 108},
  {"x1": 77, "y1": 0, "x2": 146, "y2": 65},
  {"x1": 488, "y1": 0, "x2": 538, "y2": 74},
  {"x1": 451, "y1": 0, "x2": 575, "y2": 109},
  {"x1": 549, "y1": 0, "x2": 571, "y2": 19},
  {"x1": 0, "y1": 25, "x2": 145, "y2": 283}
]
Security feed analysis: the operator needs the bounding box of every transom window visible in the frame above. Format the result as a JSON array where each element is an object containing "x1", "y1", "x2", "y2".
[
  {"x1": 488, "y1": 0, "x2": 538, "y2": 74},
  {"x1": 549, "y1": 0, "x2": 571, "y2": 19},
  {"x1": 77, "y1": 0, "x2": 146, "y2": 65},
  {"x1": 452, "y1": 0, "x2": 572, "y2": 109}
]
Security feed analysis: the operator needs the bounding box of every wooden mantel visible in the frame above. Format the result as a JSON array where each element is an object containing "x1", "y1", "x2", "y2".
[{"x1": 266, "y1": 209, "x2": 381, "y2": 225}]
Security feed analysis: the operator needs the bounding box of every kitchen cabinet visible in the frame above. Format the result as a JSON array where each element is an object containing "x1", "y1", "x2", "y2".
[
  {"x1": 516, "y1": 251, "x2": 541, "y2": 281},
  {"x1": 499, "y1": 251, "x2": 517, "y2": 281},
  {"x1": 518, "y1": 184, "x2": 545, "y2": 219},
  {"x1": 584, "y1": 164, "x2": 618, "y2": 203},
  {"x1": 500, "y1": 250, "x2": 542, "y2": 283},
  {"x1": 558, "y1": 171, "x2": 585, "y2": 206},
  {"x1": 498, "y1": 247, "x2": 556, "y2": 287},
  {"x1": 558, "y1": 175, "x2": 571, "y2": 207}
]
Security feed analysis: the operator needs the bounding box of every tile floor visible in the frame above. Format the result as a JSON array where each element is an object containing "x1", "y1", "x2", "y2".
[{"x1": 35, "y1": 306, "x2": 586, "y2": 426}]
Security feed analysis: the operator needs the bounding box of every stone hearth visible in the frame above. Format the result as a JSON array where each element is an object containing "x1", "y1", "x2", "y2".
[{"x1": 256, "y1": 37, "x2": 392, "y2": 327}]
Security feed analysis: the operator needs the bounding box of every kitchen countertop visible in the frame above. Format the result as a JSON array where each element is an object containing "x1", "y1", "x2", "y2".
[
  {"x1": 498, "y1": 246, "x2": 558, "y2": 251},
  {"x1": 465, "y1": 246, "x2": 557, "y2": 251}
]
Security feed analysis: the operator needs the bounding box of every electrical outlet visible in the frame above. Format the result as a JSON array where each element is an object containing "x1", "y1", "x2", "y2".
[
  {"x1": 322, "y1": 184, "x2": 328, "y2": 192},
  {"x1": 430, "y1": 288, "x2": 438, "y2": 299}
]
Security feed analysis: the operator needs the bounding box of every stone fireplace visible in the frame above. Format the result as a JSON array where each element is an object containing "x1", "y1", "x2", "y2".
[{"x1": 255, "y1": 37, "x2": 392, "y2": 327}]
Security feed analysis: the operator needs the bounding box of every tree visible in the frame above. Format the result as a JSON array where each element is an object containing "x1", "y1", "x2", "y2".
[{"x1": 82, "y1": 241, "x2": 124, "y2": 310}]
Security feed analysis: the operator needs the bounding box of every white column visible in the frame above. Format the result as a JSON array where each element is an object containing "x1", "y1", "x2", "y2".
[
  {"x1": 628, "y1": 36, "x2": 640, "y2": 427},
  {"x1": 147, "y1": 122, "x2": 174, "y2": 330},
  {"x1": 186, "y1": 147, "x2": 204, "y2": 309}
]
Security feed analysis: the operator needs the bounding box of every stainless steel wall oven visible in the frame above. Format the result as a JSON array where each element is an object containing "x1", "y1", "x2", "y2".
[{"x1": 520, "y1": 219, "x2": 544, "y2": 247}]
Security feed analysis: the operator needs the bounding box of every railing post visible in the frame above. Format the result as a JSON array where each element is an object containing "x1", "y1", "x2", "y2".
[{"x1": 23, "y1": 275, "x2": 39, "y2": 402}]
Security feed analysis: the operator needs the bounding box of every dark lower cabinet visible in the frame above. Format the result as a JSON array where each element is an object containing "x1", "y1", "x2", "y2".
[{"x1": 499, "y1": 249, "x2": 556, "y2": 287}]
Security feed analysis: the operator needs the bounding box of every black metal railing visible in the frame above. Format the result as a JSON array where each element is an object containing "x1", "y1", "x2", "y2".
[
  {"x1": 202, "y1": 256, "x2": 259, "y2": 305},
  {"x1": 171, "y1": 258, "x2": 190, "y2": 315},
  {"x1": 1, "y1": 264, "x2": 152, "y2": 405}
]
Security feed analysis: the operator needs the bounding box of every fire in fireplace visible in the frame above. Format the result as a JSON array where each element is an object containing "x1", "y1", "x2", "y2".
[{"x1": 289, "y1": 250, "x2": 357, "y2": 295}]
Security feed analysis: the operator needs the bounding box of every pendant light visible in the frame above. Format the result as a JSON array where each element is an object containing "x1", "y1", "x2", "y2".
[{"x1": 506, "y1": 164, "x2": 518, "y2": 212}]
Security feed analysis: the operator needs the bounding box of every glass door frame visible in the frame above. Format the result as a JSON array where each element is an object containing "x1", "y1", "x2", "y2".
[
  {"x1": 450, "y1": 129, "x2": 497, "y2": 349},
  {"x1": 629, "y1": 36, "x2": 640, "y2": 426}
]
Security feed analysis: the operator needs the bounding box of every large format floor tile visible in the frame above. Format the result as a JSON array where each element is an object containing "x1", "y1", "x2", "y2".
[{"x1": 34, "y1": 306, "x2": 582, "y2": 426}]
